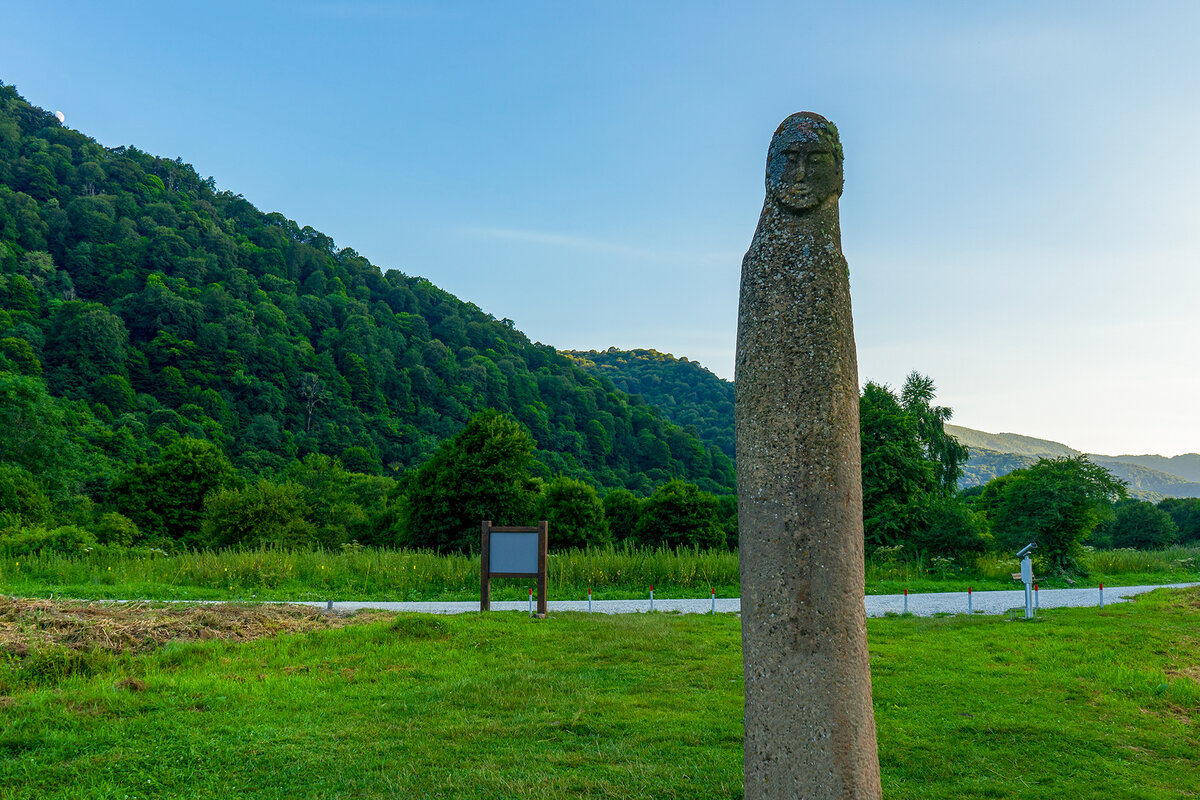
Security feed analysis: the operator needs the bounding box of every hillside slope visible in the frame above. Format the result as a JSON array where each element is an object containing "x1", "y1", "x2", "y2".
[
  {"x1": 565, "y1": 348, "x2": 735, "y2": 460},
  {"x1": 0, "y1": 82, "x2": 734, "y2": 497}
]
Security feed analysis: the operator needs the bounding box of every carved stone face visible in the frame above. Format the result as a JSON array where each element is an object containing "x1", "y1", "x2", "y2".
[{"x1": 765, "y1": 112, "x2": 843, "y2": 213}]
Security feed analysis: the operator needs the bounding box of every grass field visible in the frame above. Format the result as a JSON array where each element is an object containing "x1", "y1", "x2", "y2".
[
  {"x1": 1, "y1": 588, "x2": 1198, "y2": 798},
  {"x1": 1, "y1": 543, "x2": 1197, "y2": 604}
]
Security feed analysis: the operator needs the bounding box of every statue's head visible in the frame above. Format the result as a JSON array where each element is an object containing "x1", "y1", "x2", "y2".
[{"x1": 765, "y1": 112, "x2": 843, "y2": 213}]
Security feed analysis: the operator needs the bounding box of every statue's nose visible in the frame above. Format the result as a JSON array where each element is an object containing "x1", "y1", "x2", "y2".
[{"x1": 791, "y1": 153, "x2": 808, "y2": 181}]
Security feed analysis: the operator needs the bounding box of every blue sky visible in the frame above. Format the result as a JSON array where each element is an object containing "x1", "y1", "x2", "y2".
[{"x1": 4, "y1": 1, "x2": 1198, "y2": 456}]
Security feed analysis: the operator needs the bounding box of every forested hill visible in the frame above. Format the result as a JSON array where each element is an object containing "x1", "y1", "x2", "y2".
[
  {"x1": 565, "y1": 348, "x2": 735, "y2": 461},
  {"x1": 0, "y1": 83, "x2": 734, "y2": 497}
]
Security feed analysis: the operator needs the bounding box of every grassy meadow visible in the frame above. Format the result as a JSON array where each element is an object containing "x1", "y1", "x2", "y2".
[
  {"x1": 0, "y1": 543, "x2": 1197, "y2": 604},
  {"x1": 2, "y1": 588, "x2": 1198, "y2": 798}
]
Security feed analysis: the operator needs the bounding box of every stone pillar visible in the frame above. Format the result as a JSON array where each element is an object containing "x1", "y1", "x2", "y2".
[{"x1": 735, "y1": 112, "x2": 882, "y2": 799}]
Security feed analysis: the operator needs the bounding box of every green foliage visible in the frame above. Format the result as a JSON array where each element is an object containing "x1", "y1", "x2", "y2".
[
  {"x1": 634, "y1": 479, "x2": 725, "y2": 549},
  {"x1": 1108, "y1": 499, "x2": 1178, "y2": 550},
  {"x1": 986, "y1": 456, "x2": 1127, "y2": 572},
  {"x1": 899, "y1": 372, "x2": 968, "y2": 494},
  {"x1": 907, "y1": 494, "x2": 990, "y2": 557},
  {"x1": 107, "y1": 437, "x2": 239, "y2": 547},
  {"x1": 280, "y1": 454, "x2": 402, "y2": 548},
  {"x1": 91, "y1": 512, "x2": 139, "y2": 547},
  {"x1": 535, "y1": 475, "x2": 610, "y2": 550},
  {"x1": 0, "y1": 462, "x2": 53, "y2": 524},
  {"x1": 201, "y1": 481, "x2": 316, "y2": 549},
  {"x1": 859, "y1": 381, "x2": 936, "y2": 547},
  {"x1": 403, "y1": 410, "x2": 540, "y2": 553},
  {"x1": 567, "y1": 347, "x2": 736, "y2": 461},
  {"x1": 0, "y1": 524, "x2": 98, "y2": 556},
  {"x1": 0, "y1": 82, "x2": 735, "y2": 547},
  {"x1": 602, "y1": 488, "x2": 642, "y2": 543},
  {"x1": 1157, "y1": 497, "x2": 1200, "y2": 544}
]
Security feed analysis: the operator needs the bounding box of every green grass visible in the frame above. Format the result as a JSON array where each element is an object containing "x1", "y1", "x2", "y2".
[
  {"x1": 2, "y1": 588, "x2": 1199, "y2": 798},
  {"x1": 0, "y1": 543, "x2": 741, "y2": 603},
  {"x1": 1, "y1": 543, "x2": 1197, "y2": 604}
]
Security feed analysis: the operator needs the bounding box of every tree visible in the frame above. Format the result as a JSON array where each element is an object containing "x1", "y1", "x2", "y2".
[
  {"x1": 0, "y1": 462, "x2": 53, "y2": 524},
  {"x1": 201, "y1": 481, "x2": 316, "y2": 549},
  {"x1": 986, "y1": 456, "x2": 1126, "y2": 572},
  {"x1": 859, "y1": 381, "x2": 936, "y2": 548},
  {"x1": 1158, "y1": 497, "x2": 1200, "y2": 544},
  {"x1": 402, "y1": 409, "x2": 540, "y2": 553},
  {"x1": 535, "y1": 475, "x2": 610, "y2": 551},
  {"x1": 633, "y1": 480, "x2": 725, "y2": 549},
  {"x1": 296, "y1": 373, "x2": 328, "y2": 433},
  {"x1": 1109, "y1": 499, "x2": 1178, "y2": 550},
  {"x1": 900, "y1": 371, "x2": 968, "y2": 494},
  {"x1": 107, "y1": 437, "x2": 239, "y2": 547},
  {"x1": 602, "y1": 488, "x2": 641, "y2": 543},
  {"x1": 908, "y1": 495, "x2": 990, "y2": 557},
  {"x1": 0, "y1": 371, "x2": 74, "y2": 493}
]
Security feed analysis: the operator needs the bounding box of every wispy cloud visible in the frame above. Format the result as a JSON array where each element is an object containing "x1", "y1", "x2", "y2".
[{"x1": 461, "y1": 226, "x2": 738, "y2": 266}]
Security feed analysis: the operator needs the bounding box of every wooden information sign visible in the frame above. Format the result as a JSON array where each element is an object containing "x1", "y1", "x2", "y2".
[{"x1": 480, "y1": 520, "x2": 548, "y2": 617}]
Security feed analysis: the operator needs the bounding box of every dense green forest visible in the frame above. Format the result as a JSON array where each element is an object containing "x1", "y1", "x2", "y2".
[
  {"x1": 0, "y1": 82, "x2": 733, "y2": 509},
  {"x1": 2, "y1": 79, "x2": 1194, "y2": 569},
  {"x1": 566, "y1": 348, "x2": 735, "y2": 461}
]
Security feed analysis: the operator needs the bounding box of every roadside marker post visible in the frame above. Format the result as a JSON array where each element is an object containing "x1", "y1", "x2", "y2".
[
  {"x1": 711, "y1": 587, "x2": 716, "y2": 615},
  {"x1": 528, "y1": 587, "x2": 533, "y2": 617},
  {"x1": 967, "y1": 587, "x2": 972, "y2": 615},
  {"x1": 588, "y1": 588, "x2": 592, "y2": 613},
  {"x1": 1034, "y1": 583, "x2": 1039, "y2": 615},
  {"x1": 650, "y1": 585, "x2": 654, "y2": 613},
  {"x1": 903, "y1": 588, "x2": 908, "y2": 614},
  {"x1": 1100, "y1": 582, "x2": 1104, "y2": 609}
]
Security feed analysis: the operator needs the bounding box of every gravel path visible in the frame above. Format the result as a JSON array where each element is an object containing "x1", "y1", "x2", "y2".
[{"x1": 301, "y1": 582, "x2": 1199, "y2": 617}]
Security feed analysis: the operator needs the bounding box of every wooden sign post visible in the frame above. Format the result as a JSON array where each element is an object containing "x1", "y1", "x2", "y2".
[{"x1": 480, "y1": 520, "x2": 548, "y2": 617}]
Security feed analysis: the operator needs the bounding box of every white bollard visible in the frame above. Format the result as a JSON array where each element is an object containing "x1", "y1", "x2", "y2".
[
  {"x1": 903, "y1": 588, "x2": 908, "y2": 615},
  {"x1": 649, "y1": 585, "x2": 654, "y2": 613},
  {"x1": 711, "y1": 587, "x2": 716, "y2": 615},
  {"x1": 1034, "y1": 583, "x2": 1039, "y2": 615},
  {"x1": 529, "y1": 587, "x2": 533, "y2": 617},
  {"x1": 588, "y1": 587, "x2": 592, "y2": 613},
  {"x1": 967, "y1": 587, "x2": 972, "y2": 615},
  {"x1": 1099, "y1": 582, "x2": 1104, "y2": 609}
]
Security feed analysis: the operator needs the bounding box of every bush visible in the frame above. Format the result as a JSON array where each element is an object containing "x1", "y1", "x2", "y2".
[
  {"x1": 634, "y1": 480, "x2": 725, "y2": 549},
  {"x1": 201, "y1": 481, "x2": 316, "y2": 549},
  {"x1": 1110, "y1": 500, "x2": 1178, "y2": 550},
  {"x1": 0, "y1": 525, "x2": 99, "y2": 556},
  {"x1": 0, "y1": 462, "x2": 53, "y2": 525},
  {"x1": 92, "y1": 512, "x2": 140, "y2": 547},
  {"x1": 602, "y1": 489, "x2": 642, "y2": 543},
  {"x1": 910, "y1": 496, "x2": 990, "y2": 557},
  {"x1": 535, "y1": 475, "x2": 610, "y2": 550}
]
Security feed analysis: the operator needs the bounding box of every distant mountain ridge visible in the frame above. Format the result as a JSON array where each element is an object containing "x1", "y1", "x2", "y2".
[
  {"x1": 560, "y1": 348, "x2": 1200, "y2": 500},
  {"x1": 947, "y1": 424, "x2": 1200, "y2": 500}
]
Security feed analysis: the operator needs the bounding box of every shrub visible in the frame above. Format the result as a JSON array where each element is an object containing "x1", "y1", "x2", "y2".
[
  {"x1": 201, "y1": 481, "x2": 316, "y2": 549},
  {"x1": 634, "y1": 480, "x2": 725, "y2": 549},
  {"x1": 535, "y1": 475, "x2": 610, "y2": 550},
  {"x1": 1110, "y1": 500, "x2": 1179, "y2": 550},
  {"x1": 602, "y1": 489, "x2": 642, "y2": 543},
  {"x1": 0, "y1": 525, "x2": 99, "y2": 556},
  {"x1": 92, "y1": 512, "x2": 140, "y2": 547}
]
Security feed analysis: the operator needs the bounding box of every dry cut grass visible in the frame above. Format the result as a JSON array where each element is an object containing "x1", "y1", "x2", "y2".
[{"x1": 0, "y1": 595, "x2": 381, "y2": 658}]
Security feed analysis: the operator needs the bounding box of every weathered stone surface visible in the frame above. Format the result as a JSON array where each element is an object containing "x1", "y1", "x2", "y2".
[{"x1": 735, "y1": 112, "x2": 882, "y2": 799}]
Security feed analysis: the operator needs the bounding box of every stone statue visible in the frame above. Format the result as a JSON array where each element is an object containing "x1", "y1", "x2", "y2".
[{"x1": 735, "y1": 112, "x2": 882, "y2": 799}]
